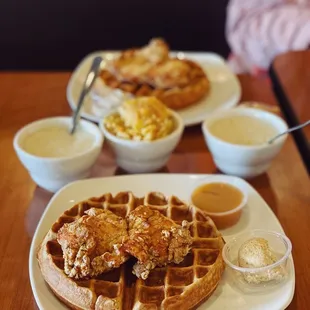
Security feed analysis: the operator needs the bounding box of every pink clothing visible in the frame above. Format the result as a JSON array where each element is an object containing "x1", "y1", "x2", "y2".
[{"x1": 226, "y1": 0, "x2": 310, "y2": 74}]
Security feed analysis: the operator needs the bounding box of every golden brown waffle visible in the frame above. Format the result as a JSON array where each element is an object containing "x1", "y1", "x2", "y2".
[
  {"x1": 37, "y1": 192, "x2": 225, "y2": 310},
  {"x1": 99, "y1": 59, "x2": 210, "y2": 110}
]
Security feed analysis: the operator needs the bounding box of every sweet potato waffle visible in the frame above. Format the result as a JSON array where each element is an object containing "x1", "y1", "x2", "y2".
[{"x1": 37, "y1": 192, "x2": 225, "y2": 310}]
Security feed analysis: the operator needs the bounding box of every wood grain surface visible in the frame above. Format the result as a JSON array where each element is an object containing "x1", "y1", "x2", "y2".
[
  {"x1": 0, "y1": 72, "x2": 309, "y2": 310},
  {"x1": 273, "y1": 50, "x2": 310, "y2": 141}
]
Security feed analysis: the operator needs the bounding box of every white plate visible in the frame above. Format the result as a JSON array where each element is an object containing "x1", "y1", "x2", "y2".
[
  {"x1": 66, "y1": 52, "x2": 241, "y2": 126},
  {"x1": 30, "y1": 174, "x2": 294, "y2": 310}
]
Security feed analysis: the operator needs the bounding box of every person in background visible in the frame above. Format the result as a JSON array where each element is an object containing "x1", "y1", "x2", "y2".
[{"x1": 226, "y1": 0, "x2": 310, "y2": 76}]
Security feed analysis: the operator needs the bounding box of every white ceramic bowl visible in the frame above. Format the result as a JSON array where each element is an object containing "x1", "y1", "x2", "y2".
[
  {"x1": 222, "y1": 230, "x2": 292, "y2": 293},
  {"x1": 13, "y1": 117, "x2": 103, "y2": 193},
  {"x1": 202, "y1": 107, "x2": 288, "y2": 178},
  {"x1": 100, "y1": 110, "x2": 184, "y2": 173}
]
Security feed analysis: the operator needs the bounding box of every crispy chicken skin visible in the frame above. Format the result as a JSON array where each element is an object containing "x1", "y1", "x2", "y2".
[
  {"x1": 148, "y1": 59, "x2": 192, "y2": 88},
  {"x1": 109, "y1": 38, "x2": 169, "y2": 84},
  {"x1": 57, "y1": 208, "x2": 128, "y2": 279},
  {"x1": 123, "y1": 205, "x2": 193, "y2": 280},
  {"x1": 137, "y1": 38, "x2": 169, "y2": 64},
  {"x1": 107, "y1": 38, "x2": 207, "y2": 90}
]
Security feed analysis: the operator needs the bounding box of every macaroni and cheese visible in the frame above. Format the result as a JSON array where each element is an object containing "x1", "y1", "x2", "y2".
[{"x1": 104, "y1": 97, "x2": 175, "y2": 141}]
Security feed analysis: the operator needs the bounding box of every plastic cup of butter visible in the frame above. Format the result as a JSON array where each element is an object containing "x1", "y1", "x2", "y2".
[{"x1": 222, "y1": 230, "x2": 292, "y2": 293}]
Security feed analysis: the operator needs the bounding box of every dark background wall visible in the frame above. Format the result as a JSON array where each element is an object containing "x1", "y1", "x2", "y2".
[{"x1": 0, "y1": 0, "x2": 230, "y2": 70}]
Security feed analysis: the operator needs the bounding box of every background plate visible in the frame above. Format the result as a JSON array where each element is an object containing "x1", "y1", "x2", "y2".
[
  {"x1": 67, "y1": 52, "x2": 241, "y2": 126},
  {"x1": 30, "y1": 174, "x2": 294, "y2": 310}
]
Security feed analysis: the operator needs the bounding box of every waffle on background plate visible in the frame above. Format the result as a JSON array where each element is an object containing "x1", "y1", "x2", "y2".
[
  {"x1": 37, "y1": 192, "x2": 225, "y2": 310},
  {"x1": 98, "y1": 39, "x2": 210, "y2": 110}
]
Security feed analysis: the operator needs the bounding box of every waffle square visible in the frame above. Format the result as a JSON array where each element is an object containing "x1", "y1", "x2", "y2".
[{"x1": 37, "y1": 192, "x2": 225, "y2": 310}]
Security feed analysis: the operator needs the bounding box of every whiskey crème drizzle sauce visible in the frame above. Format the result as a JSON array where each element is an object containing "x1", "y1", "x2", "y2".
[{"x1": 191, "y1": 182, "x2": 244, "y2": 229}]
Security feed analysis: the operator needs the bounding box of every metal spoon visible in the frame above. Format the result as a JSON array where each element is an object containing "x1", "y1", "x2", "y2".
[
  {"x1": 70, "y1": 56, "x2": 103, "y2": 134},
  {"x1": 268, "y1": 119, "x2": 310, "y2": 144}
]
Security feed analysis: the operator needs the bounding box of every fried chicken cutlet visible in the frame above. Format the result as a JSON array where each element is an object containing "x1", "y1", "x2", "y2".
[
  {"x1": 123, "y1": 205, "x2": 193, "y2": 280},
  {"x1": 57, "y1": 208, "x2": 128, "y2": 279},
  {"x1": 108, "y1": 38, "x2": 169, "y2": 84}
]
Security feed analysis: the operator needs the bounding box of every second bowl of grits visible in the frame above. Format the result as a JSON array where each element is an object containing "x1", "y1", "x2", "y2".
[
  {"x1": 202, "y1": 107, "x2": 288, "y2": 178},
  {"x1": 13, "y1": 117, "x2": 103, "y2": 192},
  {"x1": 100, "y1": 97, "x2": 184, "y2": 173}
]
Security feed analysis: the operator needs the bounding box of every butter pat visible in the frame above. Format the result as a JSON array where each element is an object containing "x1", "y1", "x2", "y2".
[{"x1": 238, "y1": 238, "x2": 285, "y2": 284}]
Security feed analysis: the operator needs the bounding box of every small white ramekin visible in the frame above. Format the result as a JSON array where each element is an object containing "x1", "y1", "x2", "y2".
[
  {"x1": 100, "y1": 110, "x2": 184, "y2": 173},
  {"x1": 189, "y1": 175, "x2": 248, "y2": 230},
  {"x1": 13, "y1": 117, "x2": 103, "y2": 193},
  {"x1": 202, "y1": 107, "x2": 288, "y2": 178}
]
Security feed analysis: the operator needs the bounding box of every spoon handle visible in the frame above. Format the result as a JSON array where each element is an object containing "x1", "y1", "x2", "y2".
[
  {"x1": 71, "y1": 56, "x2": 103, "y2": 134},
  {"x1": 268, "y1": 119, "x2": 310, "y2": 144}
]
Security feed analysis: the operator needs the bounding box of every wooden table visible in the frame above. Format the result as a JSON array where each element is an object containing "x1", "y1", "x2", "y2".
[
  {"x1": 270, "y1": 50, "x2": 310, "y2": 173},
  {"x1": 0, "y1": 72, "x2": 309, "y2": 310}
]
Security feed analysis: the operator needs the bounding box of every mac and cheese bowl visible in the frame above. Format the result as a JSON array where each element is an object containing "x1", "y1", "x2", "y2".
[{"x1": 100, "y1": 97, "x2": 184, "y2": 173}]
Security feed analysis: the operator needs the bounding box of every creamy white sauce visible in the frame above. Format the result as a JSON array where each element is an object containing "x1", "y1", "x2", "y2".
[
  {"x1": 209, "y1": 115, "x2": 278, "y2": 145},
  {"x1": 22, "y1": 126, "x2": 95, "y2": 157}
]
